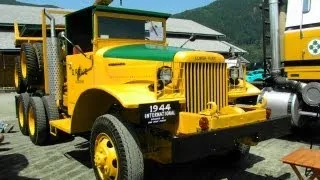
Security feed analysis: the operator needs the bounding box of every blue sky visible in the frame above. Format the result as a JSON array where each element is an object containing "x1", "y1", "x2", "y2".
[{"x1": 18, "y1": 0, "x2": 214, "y2": 14}]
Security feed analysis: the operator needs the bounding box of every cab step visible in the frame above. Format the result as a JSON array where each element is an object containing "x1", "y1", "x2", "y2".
[{"x1": 49, "y1": 118, "x2": 71, "y2": 135}]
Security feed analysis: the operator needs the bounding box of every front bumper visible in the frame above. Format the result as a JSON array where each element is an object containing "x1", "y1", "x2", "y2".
[{"x1": 171, "y1": 115, "x2": 291, "y2": 163}]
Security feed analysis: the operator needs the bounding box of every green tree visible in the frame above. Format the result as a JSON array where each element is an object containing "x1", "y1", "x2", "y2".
[{"x1": 174, "y1": 0, "x2": 264, "y2": 65}]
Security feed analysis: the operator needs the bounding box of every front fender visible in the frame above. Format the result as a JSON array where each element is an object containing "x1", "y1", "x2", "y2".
[
  {"x1": 70, "y1": 83, "x2": 182, "y2": 133},
  {"x1": 229, "y1": 80, "x2": 261, "y2": 100},
  {"x1": 95, "y1": 83, "x2": 184, "y2": 108}
]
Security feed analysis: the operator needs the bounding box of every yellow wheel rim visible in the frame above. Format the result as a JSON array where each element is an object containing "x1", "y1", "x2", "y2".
[
  {"x1": 94, "y1": 133, "x2": 119, "y2": 180},
  {"x1": 14, "y1": 63, "x2": 19, "y2": 88},
  {"x1": 21, "y1": 52, "x2": 27, "y2": 78},
  {"x1": 18, "y1": 102, "x2": 24, "y2": 127},
  {"x1": 28, "y1": 106, "x2": 35, "y2": 136}
]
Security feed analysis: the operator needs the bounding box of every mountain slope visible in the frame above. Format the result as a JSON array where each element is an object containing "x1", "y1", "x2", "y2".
[
  {"x1": 0, "y1": 0, "x2": 58, "y2": 8},
  {"x1": 174, "y1": 0, "x2": 263, "y2": 64}
]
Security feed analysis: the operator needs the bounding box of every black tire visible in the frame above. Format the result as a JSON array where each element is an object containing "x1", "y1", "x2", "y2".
[
  {"x1": 14, "y1": 56, "x2": 27, "y2": 93},
  {"x1": 17, "y1": 93, "x2": 30, "y2": 136},
  {"x1": 15, "y1": 95, "x2": 19, "y2": 118},
  {"x1": 20, "y1": 43, "x2": 38, "y2": 85},
  {"x1": 90, "y1": 114, "x2": 144, "y2": 180},
  {"x1": 27, "y1": 96, "x2": 48, "y2": 145},
  {"x1": 33, "y1": 43, "x2": 44, "y2": 85},
  {"x1": 42, "y1": 96, "x2": 59, "y2": 121}
]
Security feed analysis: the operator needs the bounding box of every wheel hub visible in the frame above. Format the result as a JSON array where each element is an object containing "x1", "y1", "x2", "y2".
[
  {"x1": 18, "y1": 102, "x2": 24, "y2": 127},
  {"x1": 94, "y1": 133, "x2": 118, "y2": 180},
  {"x1": 28, "y1": 106, "x2": 35, "y2": 136},
  {"x1": 21, "y1": 52, "x2": 27, "y2": 78},
  {"x1": 14, "y1": 65, "x2": 19, "y2": 88}
]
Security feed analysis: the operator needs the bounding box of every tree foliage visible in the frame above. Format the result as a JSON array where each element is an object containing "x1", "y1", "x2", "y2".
[{"x1": 174, "y1": 0, "x2": 264, "y2": 65}]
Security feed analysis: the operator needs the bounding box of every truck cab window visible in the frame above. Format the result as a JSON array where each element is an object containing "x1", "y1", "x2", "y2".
[{"x1": 98, "y1": 16, "x2": 164, "y2": 41}]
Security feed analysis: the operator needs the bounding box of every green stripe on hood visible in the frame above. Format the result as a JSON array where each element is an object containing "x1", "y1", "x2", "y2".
[{"x1": 103, "y1": 44, "x2": 189, "y2": 62}]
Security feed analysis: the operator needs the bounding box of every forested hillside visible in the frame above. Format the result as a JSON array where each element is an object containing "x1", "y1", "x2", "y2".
[{"x1": 174, "y1": 0, "x2": 263, "y2": 64}]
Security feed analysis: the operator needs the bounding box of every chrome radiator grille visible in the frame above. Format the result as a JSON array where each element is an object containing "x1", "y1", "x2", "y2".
[{"x1": 183, "y1": 63, "x2": 228, "y2": 113}]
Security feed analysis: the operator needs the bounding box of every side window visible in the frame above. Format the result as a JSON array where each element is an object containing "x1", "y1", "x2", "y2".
[{"x1": 303, "y1": 0, "x2": 311, "y2": 14}]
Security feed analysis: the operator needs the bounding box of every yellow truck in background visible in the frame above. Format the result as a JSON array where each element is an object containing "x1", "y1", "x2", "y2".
[
  {"x1": 258, "y1": 0, "x2": 320, "y2": 130},
  {"x1": 13, "y1": 3, "x2": 290, "y2": 180}
]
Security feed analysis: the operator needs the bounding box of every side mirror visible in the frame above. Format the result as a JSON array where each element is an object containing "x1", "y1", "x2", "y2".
[{"x1": 59, "y1": 32, "x2": 87, "y2": 57}]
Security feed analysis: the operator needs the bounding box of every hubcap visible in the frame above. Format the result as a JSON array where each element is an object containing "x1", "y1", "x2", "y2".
[
  {"x1": 18, "y1": 102, "x2": 24, "y2": 127},
  {"x1": 21, "y1": 52, "x2": 27, "y2": 78},
  {"x1": 14, "y1": 64, "x2": 19, "y2": 88},
  {"x1": 28, "y1": 106, "x2": 35, "y2": 136},
  {"x1": 94, "y1": 133, "x2": 118, "y2": 180}
]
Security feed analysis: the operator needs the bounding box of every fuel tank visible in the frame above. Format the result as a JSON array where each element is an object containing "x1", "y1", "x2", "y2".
[{"x1": 258, "y1": 87, "x2": 302, "y2": 127}]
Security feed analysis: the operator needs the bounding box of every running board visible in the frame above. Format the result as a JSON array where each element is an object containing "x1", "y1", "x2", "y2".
[{"x1": 49, "y1": 118, "x2": 71, "y2": 135}]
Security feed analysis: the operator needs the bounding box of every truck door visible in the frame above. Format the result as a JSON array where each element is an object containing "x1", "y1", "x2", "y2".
[
  {"x1": 284, "y1": 0, "x2": 320, "y2": 62},
  {"x1": 300, "y1": 0, "x2": 320, "y2": 61}
]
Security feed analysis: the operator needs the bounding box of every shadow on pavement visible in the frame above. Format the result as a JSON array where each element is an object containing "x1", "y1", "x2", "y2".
[
  {"x1": 0, "y1": 148, "x2": 12, "y2": 152},
  {"x1": 280, "y1": 124, "x2": 320, "y2": 147},
  {"x1": 64, "y1": 140, "x2": 291, "y2": 180},
  {"x1": 45, "y1": 133, "x2": 75, "y2": 146},
  {"x1": 7, "y1": 130, "x2": 19, "y2": 133},
  {"x1": 65, "y1": 141, "x2": 92, "y2": 168},
  {"x1": 0, "y1": 153, "x2": 39, "y2": 180},
  {"x1": 144, "y1": 152, "x2": 291, "y2": 180}
]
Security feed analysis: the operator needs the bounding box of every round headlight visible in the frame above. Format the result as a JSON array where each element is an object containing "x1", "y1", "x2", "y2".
[
  {"x1": 158, "y1": 67, "x2": 172, "y2": 85},
  {"x1": 230, "y1": 67, "x2": 239, "y2": 80},
  {"x1": 229, "y1": 66, "x2": 240, "y2": 85}
]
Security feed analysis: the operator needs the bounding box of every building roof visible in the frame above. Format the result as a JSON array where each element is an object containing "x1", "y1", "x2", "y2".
[
  {"x1": 0, "y1": 31, "x2": 17, "y2": 50},
  {"x1": 166, "y1": 18, "x2": 225, "y2": 37},
  {"x1": 0, "y1": 4, "x2": 224, "y2": 37},
  {"x1": 166, "y1": 37, "x2": 247, "y2": 54},
  {"x1": 0, "y1": 4, "x2": 69, "y2": 25}
]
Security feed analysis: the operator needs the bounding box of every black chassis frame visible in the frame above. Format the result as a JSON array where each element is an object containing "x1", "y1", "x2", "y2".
[{"x1": 171, "y1": 115, "x2": 292, "y2": 163}]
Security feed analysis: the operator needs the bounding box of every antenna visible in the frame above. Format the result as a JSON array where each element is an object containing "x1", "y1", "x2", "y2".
[{"x1": 180, "y1": 34, "x2": 196, "y2": 48}]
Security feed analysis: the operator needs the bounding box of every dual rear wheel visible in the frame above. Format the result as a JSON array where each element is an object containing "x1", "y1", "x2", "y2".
[
  {"x1": 27, "y1": 96, "x2": 48, "y2": 145},
  {"x1": 14, "y1": 43, "x2": 44, "y2": 93},
  {"x1": 17, "y1": 94, "x2": 58, "y2": 145}
]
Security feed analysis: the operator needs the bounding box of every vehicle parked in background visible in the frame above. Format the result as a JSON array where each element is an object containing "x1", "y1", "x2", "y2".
[{"x1": 246, "y1": 68, "x2": 264, "y2": 83}]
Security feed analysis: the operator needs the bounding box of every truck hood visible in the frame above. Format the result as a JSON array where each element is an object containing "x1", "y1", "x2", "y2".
[{"x1": 103, "y1": 44, "x2": 190, "y2": 62}]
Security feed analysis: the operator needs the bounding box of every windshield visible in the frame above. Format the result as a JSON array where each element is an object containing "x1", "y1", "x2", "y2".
[{"x1": 98, "y1": 16, "x2": 164, "y2": 41}]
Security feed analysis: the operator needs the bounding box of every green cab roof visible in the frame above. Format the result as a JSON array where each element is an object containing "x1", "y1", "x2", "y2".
[
  {"x1": 104, "y1": 44, "x2": 190, "y2": 62},
  {"x1": 67, "y1": 5, "x2": 171, "y2": 19}
]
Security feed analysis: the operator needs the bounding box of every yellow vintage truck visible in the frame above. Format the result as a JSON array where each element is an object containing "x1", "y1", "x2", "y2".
[{"x1": 13, "y1": 3, "x2": 290, "y2": 180}]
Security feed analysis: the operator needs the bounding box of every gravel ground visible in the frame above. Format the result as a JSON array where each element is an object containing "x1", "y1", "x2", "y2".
[{"x1": 0, "y1": 93, "x2": 318, "y2": 180}]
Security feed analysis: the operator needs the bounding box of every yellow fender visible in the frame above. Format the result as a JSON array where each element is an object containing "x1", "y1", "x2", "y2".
[{"x1": 70, "y1": 83, "x2": 184, "y2": 133}]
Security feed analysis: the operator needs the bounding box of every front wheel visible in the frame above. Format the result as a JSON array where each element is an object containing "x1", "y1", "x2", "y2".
[{"x1": 90, "y1": 114, "x2": 144, "y2": 180}]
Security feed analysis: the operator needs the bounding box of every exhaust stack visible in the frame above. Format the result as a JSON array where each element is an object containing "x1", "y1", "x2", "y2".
[
  {"x1": 44, "y1": 10, "x2": 63, "y2": 102},
  {"x1": 269, "y1": 0, "x2": 281, "y2": 76}
]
